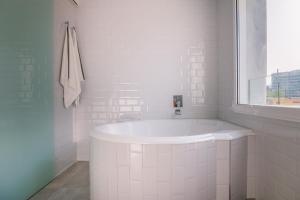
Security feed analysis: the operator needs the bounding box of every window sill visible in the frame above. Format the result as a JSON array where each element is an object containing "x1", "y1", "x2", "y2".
[{"x1": 231, "y1": 104, "x2": 300, "y2": 123}]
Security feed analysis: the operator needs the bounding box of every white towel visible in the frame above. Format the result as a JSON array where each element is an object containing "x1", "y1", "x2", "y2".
[
  {"x1": 72, "y1": 28, "x2": 85, "y2": 106},
  {"x1": 60, "y1": 26, "x2": 85, "y2": 108}
]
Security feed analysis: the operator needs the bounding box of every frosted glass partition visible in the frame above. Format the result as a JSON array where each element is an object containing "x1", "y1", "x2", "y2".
[{"x1": 0, "y1": 0, "x2": 54, "y2": 199}]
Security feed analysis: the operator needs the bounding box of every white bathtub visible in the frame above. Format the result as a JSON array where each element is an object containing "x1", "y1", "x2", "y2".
[{"x1": 90, "y1": 119, "x2": 253, "y2": 200}]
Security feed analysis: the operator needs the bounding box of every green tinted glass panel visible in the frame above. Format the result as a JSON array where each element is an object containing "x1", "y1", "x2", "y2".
[{"x1": 0, "y1": 0, "x2": 54, "y2": 199}]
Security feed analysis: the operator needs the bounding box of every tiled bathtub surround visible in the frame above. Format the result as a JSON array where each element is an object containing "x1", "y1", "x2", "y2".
[
  {"x1": 91, "y1": 140, "x2": 217, "y2": 200},
  {"x1": 90, "y1": 137, "x2": 251, "y2": 200},
  {"x1": 216, "y1": 138, "x2": 247, "y2": 200},
  {"x1": 76, "y1": 0, "x2": 219, "y2": 161},
  {"x1": 216, "y1": 141, "x2": 230, "y2": 200},
  {"x1": 247, "y1": 135, "x2": 256, "y2": 198},
  {"x1": 217, "y1": 117, "x2": 300, "y2": 200},
  {"x1": 230, "y1": 137, "x2": 247, "y2": 200}
]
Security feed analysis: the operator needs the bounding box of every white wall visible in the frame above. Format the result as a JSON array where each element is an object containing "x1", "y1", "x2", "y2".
[
  {"x1": 53, "y1": 0, "x2": 77, "y2": 175},
  {"x1": 217, "y1": 0, "x2": 300, "y2": 199},
  {"x1": 76, "y1": 0, "x2": 219, "y2": 161}
]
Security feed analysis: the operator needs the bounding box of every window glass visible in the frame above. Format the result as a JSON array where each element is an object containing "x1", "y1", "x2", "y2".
[{"x1": 237, "y1": 0, "x2": 300, "y2": 106}]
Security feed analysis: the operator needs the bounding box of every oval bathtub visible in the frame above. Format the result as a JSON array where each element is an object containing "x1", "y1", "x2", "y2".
[{"x1": 90, "y1": 119, "x2": 253, "y2": 200}]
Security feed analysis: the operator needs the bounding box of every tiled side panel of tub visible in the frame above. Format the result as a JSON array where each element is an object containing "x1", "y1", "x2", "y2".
[
  {"x1": 247, "y1": 135, "x2": 257, "y2": 199},
  {"x1": 90, "y1": 140, "x2": 217, "y2": 200},
  {"x1": 230, "y1": 137, "x2": 247, "y2": 200},
  {"x1": 216, "y1": 138, "x2": 248, "y2": 200},
  {"x1": 216, "y1": 141, "x2": 230, "y2": 200}
]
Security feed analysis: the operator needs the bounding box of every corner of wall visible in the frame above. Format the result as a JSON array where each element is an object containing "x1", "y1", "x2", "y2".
[{"x1": 53, "y1": 0, "x2": 78, "y2": 175}]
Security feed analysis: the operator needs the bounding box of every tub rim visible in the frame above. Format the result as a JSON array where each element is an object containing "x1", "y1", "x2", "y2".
[{"x1": 90, "y1": 119, "x2": 254, "y2": 144}]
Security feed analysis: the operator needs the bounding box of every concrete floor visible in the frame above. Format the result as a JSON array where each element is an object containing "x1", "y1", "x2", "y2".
[
  {"x1": 29, "y1": 161, "x2": 254, "y2": 200},
  {"x1": 29, "y1": 162, "x2": 89, "y2": 200}
]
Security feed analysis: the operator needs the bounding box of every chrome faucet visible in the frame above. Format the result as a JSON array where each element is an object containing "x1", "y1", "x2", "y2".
[
  {"x1": 174, "y1": 108, "x2": 182, "y2": 115},
  {"x1": 173, "y1": 95, "x2": 183, "y2": 115}
]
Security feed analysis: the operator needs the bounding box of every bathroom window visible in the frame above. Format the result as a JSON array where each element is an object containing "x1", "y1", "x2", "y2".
[{"x1": 237, "y1": 0, "x2": 300, "y2": 107}]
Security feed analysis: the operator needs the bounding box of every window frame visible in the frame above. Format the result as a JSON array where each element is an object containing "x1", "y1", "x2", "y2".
[{"x1": 233, "y1": 0, "x2": 300, "y2": 123}]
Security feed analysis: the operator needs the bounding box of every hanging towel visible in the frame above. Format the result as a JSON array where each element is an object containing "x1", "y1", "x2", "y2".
[
  {"x1": 60, "y1": 25, "x2": 85, "y2": 108},
  {"x1": 72, "y1": 27, "x2": 85, "y2": 106}
]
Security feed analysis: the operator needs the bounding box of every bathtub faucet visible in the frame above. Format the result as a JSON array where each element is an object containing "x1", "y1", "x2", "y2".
[
  {"x1": 173, "y1": 95, "x2": 183, "y2": 116},
  {"x1": 174, "y1": 108, "x2": 182, "y2": 115}
]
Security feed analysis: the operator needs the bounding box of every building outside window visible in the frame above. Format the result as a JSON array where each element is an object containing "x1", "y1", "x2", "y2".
[{"x1": 237, "y1": 0, "x2": 300, "y2": 106}]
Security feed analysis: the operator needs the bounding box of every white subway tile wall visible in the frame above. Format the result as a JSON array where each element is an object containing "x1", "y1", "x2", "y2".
[{"x1": 75, "y1": 0, "x2": 218, "y2": 161}]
